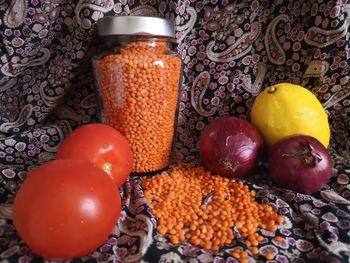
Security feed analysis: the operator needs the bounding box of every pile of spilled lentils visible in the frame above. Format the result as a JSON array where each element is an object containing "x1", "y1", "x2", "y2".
[{"x1": 142, "y1": 165, "x2": 284, "y2": 262}]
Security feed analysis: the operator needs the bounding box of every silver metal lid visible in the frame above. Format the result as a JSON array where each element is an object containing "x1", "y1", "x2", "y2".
[{"x1": 97, "y1": 16, "x2": 175, "y2": 38}]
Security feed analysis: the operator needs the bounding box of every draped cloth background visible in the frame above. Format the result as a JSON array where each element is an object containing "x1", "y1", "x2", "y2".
[{"x1": 1, "y1": 0, "x2": 350, "y2": 262}]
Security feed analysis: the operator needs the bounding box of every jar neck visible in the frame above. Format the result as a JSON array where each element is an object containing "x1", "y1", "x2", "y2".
[{"x1": 101, "y1": 36, "x2": 173, "y2": 54}]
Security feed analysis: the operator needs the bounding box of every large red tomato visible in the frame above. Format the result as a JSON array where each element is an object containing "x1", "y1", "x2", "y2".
[
  {"x1": 56, "y1": 123, "x2": 132, "y2": 186},
  {"x1": 13, "y1": 160, "x2": 121, "y2": 260}
]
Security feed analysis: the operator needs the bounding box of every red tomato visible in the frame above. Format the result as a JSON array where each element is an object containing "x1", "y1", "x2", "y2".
[
  {"x1": 13, "y1": 160, "x2": 121, "y2": 260},
  {"x1": 56, "y1": 123, "x2": 132, "y2": 186}
]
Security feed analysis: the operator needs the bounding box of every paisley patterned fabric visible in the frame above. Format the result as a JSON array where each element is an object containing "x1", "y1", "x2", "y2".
[{"x1": 1, "y1": 0, "x2": 350, "y2": 262}]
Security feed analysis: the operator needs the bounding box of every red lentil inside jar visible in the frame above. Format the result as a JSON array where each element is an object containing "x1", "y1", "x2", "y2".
[{"x1": 93, "y1": 16, "x2": 182, "y2": 173}]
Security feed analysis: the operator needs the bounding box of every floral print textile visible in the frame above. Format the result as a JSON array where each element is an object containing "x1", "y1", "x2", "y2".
[{"x1": 1, "y1": 0, "x2": 350, "y2": 262}]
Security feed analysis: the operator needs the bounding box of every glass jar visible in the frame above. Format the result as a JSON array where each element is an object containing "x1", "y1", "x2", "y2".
[{"x1": 93, "y1": 16, "x2": 182, "y2": 174}]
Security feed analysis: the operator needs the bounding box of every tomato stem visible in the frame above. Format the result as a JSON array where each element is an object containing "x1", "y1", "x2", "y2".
[{"x1": 103, "y1": 162, "x2": 112, "y2": 175}]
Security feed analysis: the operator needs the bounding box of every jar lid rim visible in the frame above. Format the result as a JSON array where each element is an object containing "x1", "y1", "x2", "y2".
[{"x1": 97, "y1": 16, "x2": 175, "y2": 38}]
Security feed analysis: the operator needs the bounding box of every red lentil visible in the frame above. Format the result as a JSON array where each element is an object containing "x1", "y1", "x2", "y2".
[
  {"x1": 265, "y1": 252, "x2": 275, "y2": 260},
  {"x1": 251, "y1": 247, "x2": 259, "y2": 255},
  {"x1": 142, "y1": 165, "x2": 283, "y2": 256},
  {"x1": 95, "y1": 40, "x2": 182, "y2": 173},
  {"x1": 274, "y1": 236, "x2": 284, "y2": 242}
]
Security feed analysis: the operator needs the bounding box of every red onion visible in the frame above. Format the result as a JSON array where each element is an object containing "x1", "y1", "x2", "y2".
[
  {"x1": 268, "y1": 134, "x2": 333, "y2": 194},
  {"x1": 199, "y1": 116, "x2": 263, "y2": 178}
]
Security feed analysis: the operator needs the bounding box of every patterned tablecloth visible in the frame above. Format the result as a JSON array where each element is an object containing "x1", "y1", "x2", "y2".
[{"x1": 0, "y1": 0, "x2": 350, "y2": 262}]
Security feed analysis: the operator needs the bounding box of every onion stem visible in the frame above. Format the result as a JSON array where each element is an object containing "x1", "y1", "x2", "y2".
[{"x1": 282, "y1": 143, "x2": 322, "y2": 167}]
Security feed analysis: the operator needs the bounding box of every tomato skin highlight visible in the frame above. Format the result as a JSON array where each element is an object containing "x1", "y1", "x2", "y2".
[
  {"x1": 12, "y1": 160, "x2": 121, "y2": 260},
  {"x1": 56, "y1": 123, "x2": 133, "y2": 187}
]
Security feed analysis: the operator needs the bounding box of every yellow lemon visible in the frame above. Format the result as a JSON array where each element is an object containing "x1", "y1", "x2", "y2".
[{"x1": 250, "y1": 83, "x2": 330, "y2": 148}]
